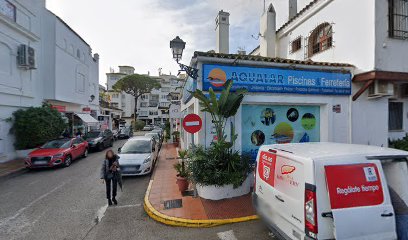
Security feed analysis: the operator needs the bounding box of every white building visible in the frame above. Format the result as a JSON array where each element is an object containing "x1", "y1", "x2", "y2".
[
  {"x1": 106, "y1": 66, "x2": 136, "y2": 124},
  {"x1": 137, "y1": 74, "x2": 184, "y2": 125},
  {"x1": 0, "y1": 0, "x2": 99, "y2": 162},
  {"x1": 182, "y1": 2, "x2": 408, "y2": 161}
]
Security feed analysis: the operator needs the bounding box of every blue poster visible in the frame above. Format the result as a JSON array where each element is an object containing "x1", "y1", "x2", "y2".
[
  {"x1": 202, "y1": 64, "x2": 351, "y2": 95},
  {"x1": 241, "y1": 105, "x2": 320, "y2": 161}
]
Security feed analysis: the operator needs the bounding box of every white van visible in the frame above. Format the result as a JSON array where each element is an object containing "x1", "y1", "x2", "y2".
[{"x1": 253, "y1": 142, "x2": 408, "y2": 240}]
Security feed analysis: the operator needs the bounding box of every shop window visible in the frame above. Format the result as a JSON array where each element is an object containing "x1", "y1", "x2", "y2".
[
  {"x1": 307, "y1": 22, "x2": 333, "y2": 58},
  {"x1": 290, "y1": 36, "x2": 302, "y2": 53},
  {"x1": 389, "y1": 0, "x2": 408, "y2": 39},
  {"x1": 389, "y1": 102, "x2": 403, "y2": 131}
]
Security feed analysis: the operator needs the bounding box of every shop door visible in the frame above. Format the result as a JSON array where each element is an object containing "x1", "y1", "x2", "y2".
[{"x1": 241, "y1": 105, "x2": 320, "y2": 161}]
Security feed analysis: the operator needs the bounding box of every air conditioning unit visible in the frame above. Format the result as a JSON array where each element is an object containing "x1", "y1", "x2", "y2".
[
  {"x1": 368, "y1": 80, "x2": 394, "y2": 98},
  {"x1": 17, "y1": 44, "x2": 35, "y2": 69},
  {"x1": 389, "y1": 84, "x2": 400, "y2": 100}
]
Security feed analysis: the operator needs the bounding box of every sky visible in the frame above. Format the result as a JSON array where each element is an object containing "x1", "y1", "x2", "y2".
[{"x1": 46, "y1": 0, "x2": 293, "y2": 86}]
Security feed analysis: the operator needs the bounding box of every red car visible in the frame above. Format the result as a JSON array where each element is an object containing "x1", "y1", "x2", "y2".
[{"x1": 25, "y1": 138, "x2": 88, "y2": 168}]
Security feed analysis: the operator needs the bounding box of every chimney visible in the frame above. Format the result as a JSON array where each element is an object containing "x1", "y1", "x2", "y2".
[
  {"x1": 260, "y1": 4, "x2": 276, "y2": 58},
  {"x1": 215, "y1": 10, "x2": 230, "y2": 54},
  {"x1": 289, "y1": 0, "x2": 297, "y2": 19}
]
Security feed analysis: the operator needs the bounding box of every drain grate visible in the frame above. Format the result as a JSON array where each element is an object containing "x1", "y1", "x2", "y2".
[
  {"x1": 182, "y1": 190, "x2": 195, "y2": 197},
  {"x1": 163, "y1": 199, "x2": 182, "y2": 209}
]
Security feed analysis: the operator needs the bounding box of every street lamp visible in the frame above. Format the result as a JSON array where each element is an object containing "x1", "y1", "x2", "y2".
[{"x1": 170, "y1": 36, "x2": 198, "y2": 80}]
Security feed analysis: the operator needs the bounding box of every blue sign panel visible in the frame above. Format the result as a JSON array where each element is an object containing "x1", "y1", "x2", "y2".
[{"x1": 202, "y1": 64, "x2": 351, "y2": 95}]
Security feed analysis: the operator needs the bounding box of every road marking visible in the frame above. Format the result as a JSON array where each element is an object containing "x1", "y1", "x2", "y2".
[
  {"x1": 95, "y1": 205, "x2": 108, "y2": 224},
  {"x1": 217, "y1": 230, "x2": 238, "y2": 240},
  {"x1": 27, "y1": 180, "x2": 39, "y2": 186},
  {"x1": 112, "y1": 203, "x2": 142, "y2": 209}
]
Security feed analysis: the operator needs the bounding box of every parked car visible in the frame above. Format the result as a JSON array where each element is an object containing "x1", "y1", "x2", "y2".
[
  {"x1": 117, "y1": 126, "x2": 133, "y2": 139},
  {"x1": 25, "y1": 138, "x2": 88, "y2": 168},
  {"x1": 145, "y1": 132, "x2": 161, "y2": 149},
  {"x1": 117, "y1": 136, "x2": 158, "y2": 176},
  {"x1": 112, "y1": 129, "x2": 120, "y2": 141},
  {"x1": 253, "y1": 142, "x2": 408, "y2": 240},
  {"x1": 84, "y1": 129, "x2": 114, "y2": 151},
  {"x1": 142, "y1": 125, "x2": 154, "y2": 131},
  {"x1": 151, "y1": 129, "x2": 163, "y2": 139}
]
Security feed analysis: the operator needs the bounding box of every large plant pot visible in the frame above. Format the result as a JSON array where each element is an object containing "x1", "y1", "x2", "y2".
[
  {"x1": 15, "y1": 148, "x2": 37, "y2": 159},
  {"x1": 196, "y1": 176, "x2": 251, "y2": 200},
  {"x1": 176, "y1": 176, "x2": 189, "y2": 192}
]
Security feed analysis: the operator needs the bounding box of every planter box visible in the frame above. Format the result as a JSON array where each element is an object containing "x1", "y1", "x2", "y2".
[
  {"x1": 15, "y1": 148, "x2": 36, "y2": 159},
  {"x1": 196, "y1": 176, "x2": 251, "y2": 200}
]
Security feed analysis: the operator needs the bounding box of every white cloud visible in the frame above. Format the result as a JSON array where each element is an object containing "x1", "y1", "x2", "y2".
[{"x1": 46, "y1": 0, "x2": 270, "y2": 86}]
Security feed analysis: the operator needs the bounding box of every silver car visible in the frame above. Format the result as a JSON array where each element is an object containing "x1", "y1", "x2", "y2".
[{"x1": 117, "y1": 136, "x2": 158, "y2": 176}]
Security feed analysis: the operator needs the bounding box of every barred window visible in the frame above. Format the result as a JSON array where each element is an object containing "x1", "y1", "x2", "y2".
[
  {"x1": 307, "y1": 22, "x2": 333, "y2": 58},
  {"x1": 389, "y1": 0, "x2": 408, "y2": 39},
  {"x1": 389, "y1": 102, "x2": 403, "y2": 130},
  {"x1": 290, "y1": 37, "x2": 302, "y2": 53}
]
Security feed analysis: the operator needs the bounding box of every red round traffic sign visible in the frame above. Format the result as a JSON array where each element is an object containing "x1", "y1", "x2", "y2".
[{"x1": 182, "y1": 114, "x2": 202, "y2": 134}]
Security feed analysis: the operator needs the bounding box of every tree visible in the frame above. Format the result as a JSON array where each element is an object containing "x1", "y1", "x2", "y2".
[
  {"x1": 112, "y1": 74, "x2": 161, "y2": 120},
  {"x1": 191, "y1": 80, "x2": 246, "y2": 143},
  {"x1": 8, "y1": 104, "x2": 67, "y2": 150}
]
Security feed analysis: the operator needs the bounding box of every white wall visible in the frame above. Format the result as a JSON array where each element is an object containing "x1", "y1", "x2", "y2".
[{"x1": 0, "y1": 0, "x2": 46, "y2": 162}]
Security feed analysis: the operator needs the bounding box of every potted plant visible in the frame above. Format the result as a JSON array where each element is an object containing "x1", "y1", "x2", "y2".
[
  {"x1": 174, "y1": 149, "x2": 189, "y2": 192},
  {"x1": 188, "y1": 80, "x2": 251, "y2": 200},
  {"x1": 172, "y1": 131, "x2": 180, "y2": 146}
]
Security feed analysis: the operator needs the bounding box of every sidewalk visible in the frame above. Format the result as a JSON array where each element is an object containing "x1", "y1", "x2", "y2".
[
  {"x1": 144, "y1": 143, "x2": 258, "y2": 227},
  {"x1": 0, "y1": 158, "x2": 26, "y2": 178}
]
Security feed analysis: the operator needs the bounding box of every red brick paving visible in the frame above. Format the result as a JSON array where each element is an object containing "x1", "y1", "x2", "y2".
[{"x1": 148, "y1": 143, "x2": 256, "y2": 220}]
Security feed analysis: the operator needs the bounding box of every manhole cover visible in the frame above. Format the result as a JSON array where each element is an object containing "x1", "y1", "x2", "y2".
[
  {"x1": 163, "y1": 199, "x2": 182, "y2": 209},
  {"x1": 182, "y1": 190, "x2": 195, "y2": 197}
]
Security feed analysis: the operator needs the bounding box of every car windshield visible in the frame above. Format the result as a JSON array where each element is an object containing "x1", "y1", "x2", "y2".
[
  {"x1": 120, "y1": 140, "x2": 151, "y2": 154},
  {"x1": 85, "y1": 132, "x2": 101, "y2": 138},
  {"x1": 41, "y1": 139, "x2": 71, "y2": 149}
]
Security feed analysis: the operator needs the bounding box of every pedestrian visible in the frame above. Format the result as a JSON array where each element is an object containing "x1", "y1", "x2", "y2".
[
  {"x1": 100, "y1": 150, "x2": 121, "y2": 206},
  {"x1": 75, "y1": 128, "x2": 83, "y2": 138},
  {"x1": 62, "y1": 129, "x2": 70, "y2": 138}
]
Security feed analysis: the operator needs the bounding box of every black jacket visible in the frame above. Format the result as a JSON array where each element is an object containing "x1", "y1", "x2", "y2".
[{"x1": 100, "y1": 155, "x2": 120, "y2": 179}]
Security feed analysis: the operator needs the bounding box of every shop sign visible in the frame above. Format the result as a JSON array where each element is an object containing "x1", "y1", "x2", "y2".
[
  {"x1": 258, "y1": 151, "x2": 277, "y2": 187},
  {"x1": 51, "y1": 105, "x2": 66, "y2": 112},
  {"x1": 182, "y1": 77, "x2": 196, "y2": 104},
  {"x1": 325, "y1": 163, "x2": 384, "y2": 209},
  {"x1": 202, "y1": 64, "x2": 351, "y2": 95},
  {"x1": 82, "y1": 107, "x2": 91, "y2": 112}
]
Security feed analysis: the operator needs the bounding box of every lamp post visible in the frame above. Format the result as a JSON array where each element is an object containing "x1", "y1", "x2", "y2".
[{"x1": 170, "y1": 36, "x2": 198, "y2": 80}]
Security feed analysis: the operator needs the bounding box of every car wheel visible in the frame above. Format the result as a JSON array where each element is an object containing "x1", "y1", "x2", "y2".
[
  {"x1": 98, "y1": 143, "x2": 104, "y2": 152},
  {"x1": 64, "y1": 155, "x2": 72, "y2": 167},
  {"x1": 82, "y1": 148, "x2": 88, "y2": 158}
]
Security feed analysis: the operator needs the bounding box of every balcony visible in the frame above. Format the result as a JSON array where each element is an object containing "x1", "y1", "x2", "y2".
[
  {"x1": 149, "y1": 101, "x2": 158, "y2": 107},
  {"x1": 158, "y1": 102, "x2": 170, "y2": 109}
]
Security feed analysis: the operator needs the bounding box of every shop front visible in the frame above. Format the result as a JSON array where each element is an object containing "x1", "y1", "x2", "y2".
[
  {"x1": 48, "y1": 100, "x2": 99, "y2": 137},
  {"x1": 180, "y1": 52, "x2": 354, "y2": 160}
]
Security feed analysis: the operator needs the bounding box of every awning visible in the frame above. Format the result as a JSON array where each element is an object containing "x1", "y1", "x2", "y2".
[{"x1": 75, "y1": 113, "x2": 99, "y2": 126}]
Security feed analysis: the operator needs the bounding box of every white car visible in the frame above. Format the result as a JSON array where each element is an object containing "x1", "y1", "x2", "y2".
[
  {"x1": 253, "y1": 142, "x2": 408, "y2": 240},
  {"x1": 117, "y1": 136, "x2": 158, "y2": 176}
]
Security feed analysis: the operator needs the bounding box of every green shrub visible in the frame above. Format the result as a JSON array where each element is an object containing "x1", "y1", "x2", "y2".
[
  {"x1": 188, "y1": 141, "x2": 251, "y2": 188},
  {"x1": 8, "y1": 104, "x2": 66, "y2": 150},
  {"x1": 133, "y1": 120, "x2": 145, "y2": 131},
  {"x1": 165, "y1": 120, "x2": 171, "y2": 141},
  {"x1": 389, "y1": 134, "x2": 408, "y2": 151}
]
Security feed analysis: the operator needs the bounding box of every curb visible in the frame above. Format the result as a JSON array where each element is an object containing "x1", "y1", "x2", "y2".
[
  {"x1": 0, "y1": 167, "x2": 27, "y2": 179},
  {"x1": 143, "y1": 180, "x2": 259, "y2": 228}
]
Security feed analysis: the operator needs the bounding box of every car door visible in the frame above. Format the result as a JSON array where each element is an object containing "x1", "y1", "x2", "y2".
[
  {"x1": 102, "y1": 130, "x2": 109, "y2": 147},
  {"x1": 324, "y1": 162, "x2": 396, "y2": 240},
  {"x1": 71, "y1": 139, "x2": 82, "y2": 159}
]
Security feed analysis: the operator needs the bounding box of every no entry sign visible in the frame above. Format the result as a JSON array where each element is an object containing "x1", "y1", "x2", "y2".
[{"x1": 182, "y1": 114, "x2": 202, "y2": 134}]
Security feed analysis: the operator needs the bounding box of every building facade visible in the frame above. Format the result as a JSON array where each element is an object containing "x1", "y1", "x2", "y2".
[
  {"x1": 0, "y1": 0, "x2": 99, "y2": 162},
  {"x1": 137, "y1": 74, "x2": 184, "y2": 125}
]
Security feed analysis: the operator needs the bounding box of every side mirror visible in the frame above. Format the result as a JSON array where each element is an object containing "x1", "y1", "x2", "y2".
[{"x1": 118, "y1": 147, "x2": 121, "y2": 153}]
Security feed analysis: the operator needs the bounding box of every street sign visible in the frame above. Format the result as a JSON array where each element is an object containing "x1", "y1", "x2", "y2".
[{"x1": 182, "y1": 114, "x2": 202, "y2": 134}]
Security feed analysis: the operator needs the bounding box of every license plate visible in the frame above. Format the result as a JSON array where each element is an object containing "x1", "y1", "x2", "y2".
[
  {"x1": 34, "y1": 161, "x2": 47, "y2": 165},
  {"x1": 125, "y1": 167, "x2": 137, "y2": 172}
]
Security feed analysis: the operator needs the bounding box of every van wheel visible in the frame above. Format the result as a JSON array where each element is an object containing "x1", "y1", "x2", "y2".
[{"x1": 64, "y1": 155, "x2": 72, "y2": 167}]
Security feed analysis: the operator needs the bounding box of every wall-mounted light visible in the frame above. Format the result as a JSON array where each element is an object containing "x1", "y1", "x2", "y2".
[
  {"x1": 89, "y1": 94, "x2": 95, "y2": 102},
  {"x1": 170, "y1": 36, "x2": 198, "y2": 79}
]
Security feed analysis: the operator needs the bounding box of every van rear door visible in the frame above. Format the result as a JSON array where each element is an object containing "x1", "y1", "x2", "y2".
[{"x1": 324, "y1": 162, "x2": 396, "y2": 240}]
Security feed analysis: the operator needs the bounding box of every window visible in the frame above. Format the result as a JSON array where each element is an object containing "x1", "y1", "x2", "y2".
[
  {"x1": 0, "y1": 0, "x2": 16, "y2": 22},
  {"x1": 161, "y1": 87, "x2": 170, "y2": 92},
  {"x1": 140, "y1": 102, "x2": 148, "y2": 107},
  {"x1": 161, "y1": 95, "x2": 168, "y2": 100},
  {"x1": 307, "y1": 22, "x2": 333, "y2": 58},
  {"x1": 77, "y1": 49, "x2": 81, "y2": 58},
  {"x1": 290, "y1": 37, "x2": 302, "y2": 53},
  {"x1": 389, "y1": 0, "x2": 408, "y2": 39},
  {"x1": 389, "y1": 102, "x2": 403, "y2": 131}
]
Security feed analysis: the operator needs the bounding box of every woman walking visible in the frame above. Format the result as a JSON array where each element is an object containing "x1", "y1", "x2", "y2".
[{"x1": 100, "y1": 150, "x2": 120, "y2": 205}]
